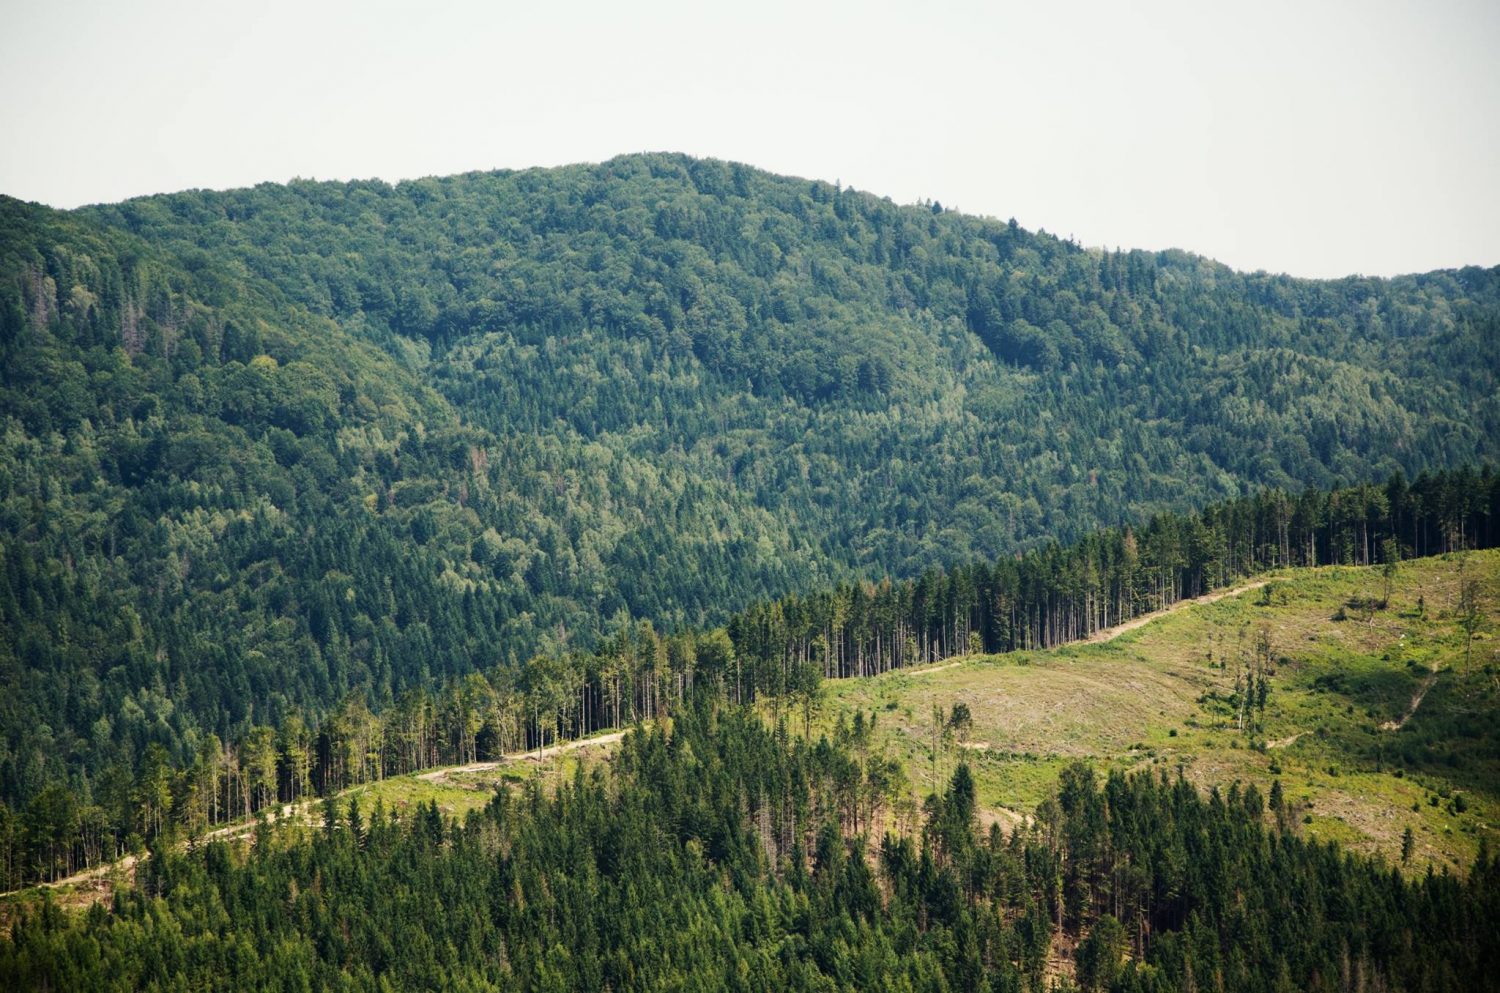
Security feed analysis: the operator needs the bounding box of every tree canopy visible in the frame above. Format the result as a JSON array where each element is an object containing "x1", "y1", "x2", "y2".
[
  {"x1": 2, "y1": 153, "x2": 1498, "y2": 894},
  {"x1": 5, "y1": 702, "x2": 1497, "y2": 992}
]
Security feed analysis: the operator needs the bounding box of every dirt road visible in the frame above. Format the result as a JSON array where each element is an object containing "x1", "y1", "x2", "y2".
[
  {"x1": 3, "y1": 730, "x2": 631, "y2": 900},
  {"x1": 417, "y1": 730, "x2": 628, "y2": 784},
  {"x1": 903, "y1": 660, "x2": 966, "y2": 678},
  {"x1": 1380, "y1": 664, "x2": 1441, "y2": 731},
  {"x1": 1085, "y1": 581, "x2": 1268, "y2": 645}
]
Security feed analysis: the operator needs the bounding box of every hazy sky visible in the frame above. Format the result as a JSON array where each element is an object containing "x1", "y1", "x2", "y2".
[{"x1": 2, "y1": 0, "x2": 1497, "y2": 278}]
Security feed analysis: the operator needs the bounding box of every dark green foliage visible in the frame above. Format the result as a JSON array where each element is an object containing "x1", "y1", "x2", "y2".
[
  {"x1": 4, "y1": 705, "x2": 1497, "y2": 992},
  {"x1": 2, "y1": 154, "x2": 1499, "y2": 891},
  {"x1": 1077, "y1": 915, "x2": 1127, "y2": 991},
  {"x1": 722, "y1": 467, "x2": 1500, "y2": 687}
]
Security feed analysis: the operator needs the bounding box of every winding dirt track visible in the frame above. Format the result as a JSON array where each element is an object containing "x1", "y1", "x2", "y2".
[
  {"x1": 907, "y1": 579, "x2": 1270, "y2": 679},
  {"x1": 2, "y1": 731, "x2": 631, "y2": 900},
  {"x1": 416, "y1": 730, "x2": 627, "y2": 783},
  {"x1": 903, "y1": 660, "x2": 966, "y2": 678},
  {"x1": 1085, "y1": 581, "x2": 1268, "y2": 645},
  {"x1": 7, "y1": 585, "x2": 1272, "y2": 901},
  {"x1": 1380, "y1": 664, "x2": 1442, "y2": 731}
]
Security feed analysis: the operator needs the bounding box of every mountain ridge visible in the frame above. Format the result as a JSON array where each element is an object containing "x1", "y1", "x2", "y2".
[{"x1": 21, "y1": 149, "x2": 1491, "y2": 281}]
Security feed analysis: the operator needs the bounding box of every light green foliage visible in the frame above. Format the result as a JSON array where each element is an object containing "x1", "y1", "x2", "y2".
[{"x1": 818, "y1": 551, "x2": 1500, "y2": 870}]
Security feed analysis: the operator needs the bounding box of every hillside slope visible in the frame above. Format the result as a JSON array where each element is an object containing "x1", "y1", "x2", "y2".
[
  {"x1": 2, "y1": 153, "x2": 1498, "y2": 843},
  {"x1": 819, "y1": 550, "x2": 1500, "y2": 871},
  {"x1": 78, "y1": 153, "x2": 1500, "y2": 584}
]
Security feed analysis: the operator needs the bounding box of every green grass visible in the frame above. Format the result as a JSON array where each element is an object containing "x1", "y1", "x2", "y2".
[
  {"x1": 343, "y1": 733, "x2": 624, "y2": 823},
  {"x1": 814, "y1": 550, "x2": 1500, "y2": 873},
  {"x1": 342, "y1": 770, "x2": 528, "y2": 822}
]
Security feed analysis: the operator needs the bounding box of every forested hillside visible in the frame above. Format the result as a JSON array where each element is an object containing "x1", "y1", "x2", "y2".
[
  {"x1": 2, "y1": 457, "x2": 1494, "y2": 890},
  {"x1": 77, "y1": 153, "x2": 1500, "y2": 588},
  {"x1": 6, "y1": 703, "x2": 1498, "y2": 993},
  {"x1": 2, "y1": 154, "x2": 1499, "y2": 890}
]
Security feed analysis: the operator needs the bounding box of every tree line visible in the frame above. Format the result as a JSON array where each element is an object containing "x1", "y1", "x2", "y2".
[{"x1": 724, "y1": 465, "x2": 1498, "y2": 698}]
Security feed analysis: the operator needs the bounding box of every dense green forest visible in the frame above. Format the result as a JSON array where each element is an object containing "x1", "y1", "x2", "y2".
[
  {"x1": 5, "y1": 701, "x2": 1498, "y2": 992},
  {"x1": 1, "y1": 466, "x2": 1494, "y2": 890},
  {"x1": 3, "y1": 152, "x2": 1499, "y2": 986},
  {"x1": 3, "y1": 152, "x2": 1500, "y2": 889}
]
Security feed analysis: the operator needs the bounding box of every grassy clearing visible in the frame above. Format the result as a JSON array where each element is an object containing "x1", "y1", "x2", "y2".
[
  {"x1": 342, "y1": 771, "x2": 527, "y2": 823},
  {"x1": 343, "y1": 733, "x2": 625, "y2": 823},
  {"x1": 816, "y1": 550, "x2": 1500, "y2": 873}
]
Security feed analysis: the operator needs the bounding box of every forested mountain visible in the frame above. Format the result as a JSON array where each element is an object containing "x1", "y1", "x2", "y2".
[{"x1": 2, "y1": 154, "x2": 1499, "y2": 887}]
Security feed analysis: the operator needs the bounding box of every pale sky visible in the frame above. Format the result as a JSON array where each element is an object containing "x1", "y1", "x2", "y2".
[{"x1": 2, "y1": 0, "x2": 1497, "y2": 279}]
